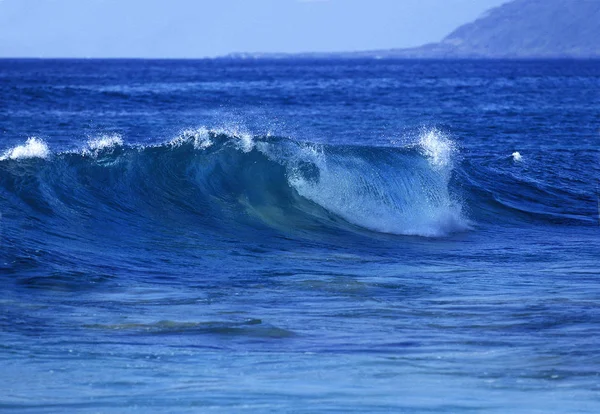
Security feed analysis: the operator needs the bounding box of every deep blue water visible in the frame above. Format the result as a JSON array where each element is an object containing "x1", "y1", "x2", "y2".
[{"x1": 1, "y1": 59, "x2": 599, "y2": 412}]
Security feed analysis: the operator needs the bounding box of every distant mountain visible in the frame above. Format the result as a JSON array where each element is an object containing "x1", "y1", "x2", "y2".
[
  {"x1": 227, "y1": 0, "x2": 600, "y2": 59},
  {"x1": 433, "y1": 0, "x2": 600, "y2": 58}
]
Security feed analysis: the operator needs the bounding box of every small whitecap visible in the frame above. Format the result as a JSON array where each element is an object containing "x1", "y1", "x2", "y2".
[
  {"x1": 81, "y1": 134, "x2": 124, "y2": 157},
  {"x1": 88, "y1": 134, "x2": 123, "y2": 151},
  {"x1": 0, "y1": 137, "x2": 50, "y2": 161},
  {"x1": 212, "y1": 125, "x2": 254, "y2": 153},
  {"x1": 236, "y1": 132, "x2": 255, "y2": 153},
  {"x1": 169, "y1": 127, "x2": 212, "y2": 150},
  {"x1": 512, "y1": 151, "x2": 522, "y2": 162}
]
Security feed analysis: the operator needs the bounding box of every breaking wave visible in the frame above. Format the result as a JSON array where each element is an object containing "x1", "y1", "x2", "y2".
[{"x1": 0, "y1": 128, "x2": 591, "y2": 246}]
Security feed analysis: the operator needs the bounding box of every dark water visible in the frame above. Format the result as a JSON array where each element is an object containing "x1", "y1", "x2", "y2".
[{"x1": 1, "y1": 59, "x2": 599, "y2": 412}]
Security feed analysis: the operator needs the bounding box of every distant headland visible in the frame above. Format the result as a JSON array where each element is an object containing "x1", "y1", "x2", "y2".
[{"x1": 226, "y1": 0, "x2": 600, "y2": 59}]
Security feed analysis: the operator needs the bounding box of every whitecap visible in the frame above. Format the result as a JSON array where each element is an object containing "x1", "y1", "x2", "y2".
[
  {"x1": 0, "y1": 137, "x2": 50, "y2": 161},
  {"x1": 418, "y1": 129, "x2": 456, "y2": 168},
  {"x1": 213, "y1": 126, "x2": 254, "y2": 153},
  {"x1": 169, "y1": 127, "x2": 213, "y2": 150},
  {"x1": 88, "y1": 134, "x2": 124, "y2": 151}
]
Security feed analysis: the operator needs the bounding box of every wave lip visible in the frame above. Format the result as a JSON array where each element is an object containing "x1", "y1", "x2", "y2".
[
  {"x1": 168, "y1": 127, "x2": 213, "y2": 150},
  {"x1": 0, "y1": 137, "x2": 50, "y2": 161},
  {"x1": 87, "y1": 134, "x2": 124, "y2": 151}
]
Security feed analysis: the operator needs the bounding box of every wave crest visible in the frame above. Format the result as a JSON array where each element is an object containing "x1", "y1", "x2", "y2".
[
  {"x1": 0, "y1": 129, "x2": 470, "y2": 238},
  {"x1": 0, "y1": 137, "x2": 50, "y2": 161}
]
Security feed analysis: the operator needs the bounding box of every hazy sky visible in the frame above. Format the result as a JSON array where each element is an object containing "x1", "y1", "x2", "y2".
[{"x1": 0, "y1": 0, "x2": 509, "y2": 58}]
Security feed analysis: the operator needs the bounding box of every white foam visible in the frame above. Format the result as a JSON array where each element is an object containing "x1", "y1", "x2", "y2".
[
  {"x1": 237, "y1": 132, "x2": 255, "y2": 153},
  {"x1": 289, "y1": 161, "x2": 467, "y2": 237},
  {"x1": 0, "y1": 137, "x2": 50, "y2": 161},
  {"x1": 80, "y1": 134, "x2": 124, "y2": 158},
  {"x1": 512, "y1": 151, "x2": 522, "y2": 162},
  {"x1": 418, "y1": 129, "x2": 456, "y2": 168},
  {"x1": 170, "y1": 127, "x2": 213, "y2": 150},
  {"x1": 213, "y1": 126, "x2": 254, "y2": 153},
  {"x1": 88, "y1": 134, "x2": 123, "y2": 151},
  {"x1": 279, "y1": 132, "x2": 469, "y2": 237}
]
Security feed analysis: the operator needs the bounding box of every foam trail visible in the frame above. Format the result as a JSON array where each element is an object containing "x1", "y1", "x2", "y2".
[{"x1": 0, "y1": 137, "x2": 50, "y2": 161}]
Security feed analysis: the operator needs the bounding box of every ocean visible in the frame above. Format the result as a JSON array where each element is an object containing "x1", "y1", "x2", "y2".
[{"x1": 0, "y1": 59, "x2": 599, "y2": 412}]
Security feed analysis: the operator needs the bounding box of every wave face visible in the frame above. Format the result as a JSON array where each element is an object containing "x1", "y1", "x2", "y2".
[
  {"x1": 0, "y1": 129, "x2": 470, "y2": 242},
  {"x1": 1, "y1": 126, "x2": 596, "y2": 254},
  {"x1": 265, "y1": 130, "x2": 467, "y2": 237}
]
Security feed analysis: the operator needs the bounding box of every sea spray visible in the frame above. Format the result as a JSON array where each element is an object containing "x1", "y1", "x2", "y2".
[
  {"x1": 0, "y1": 137, "x2": 50, "y2": 161},
  {"x1": 169, "y1": 128, "x2": 213, "y2": 150},
  {"x1": 262, "y1": 129, "x2": 469, "y2": 237}
]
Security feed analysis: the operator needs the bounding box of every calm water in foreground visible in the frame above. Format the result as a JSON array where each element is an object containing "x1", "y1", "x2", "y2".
[{"x1": 0, "y1": 59, "x2": 599, "y2": 412}]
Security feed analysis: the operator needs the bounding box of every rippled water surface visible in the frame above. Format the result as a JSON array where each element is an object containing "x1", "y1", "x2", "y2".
[{"x1": 1, "y1": 59, "x2": 599, "y2": 412}]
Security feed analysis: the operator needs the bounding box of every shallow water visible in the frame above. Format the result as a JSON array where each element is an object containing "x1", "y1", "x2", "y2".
[{"x1": 1, "y1": 59, "x2": 599, "y2": 412}]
